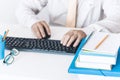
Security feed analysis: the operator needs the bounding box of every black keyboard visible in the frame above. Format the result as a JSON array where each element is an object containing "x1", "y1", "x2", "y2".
[{"x1": 5, "y1": 37, "x2": 78, "y2": 54}]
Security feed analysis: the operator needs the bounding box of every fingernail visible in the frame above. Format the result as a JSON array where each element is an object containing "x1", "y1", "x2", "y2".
[
  {"x1": 63, "y1": 43, "x2": 66, "y2": 46},
  {"x1": 48, "y1": 32, "x2": 51, "y2": 35},
  {"x1": 73, "y1": 44, "x2": 76, "y2": 47},
  {"x1": 67, "y1": 45, "x2": 69, "y2": 47},
  {"x1": 43, "y1": 34, "x2": 45, "y2": 38}
]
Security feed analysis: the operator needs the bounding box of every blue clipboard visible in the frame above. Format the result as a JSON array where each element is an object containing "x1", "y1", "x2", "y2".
[{"x1": 68, "y1": 35, "x2": 120, "y2": 77}]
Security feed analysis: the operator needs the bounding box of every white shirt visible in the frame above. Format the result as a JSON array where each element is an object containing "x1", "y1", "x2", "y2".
[{"x1": 16, "y1": 0, "x2": 120, "y2": 33}]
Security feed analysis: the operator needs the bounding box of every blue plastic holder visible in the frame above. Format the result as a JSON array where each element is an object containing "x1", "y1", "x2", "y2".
[
  {"x1": 68, "y1": 35, "x2": 120, "y2": 77},
  {"x1": 0, "y1": 35, "x2": 5, "y2": 60}
]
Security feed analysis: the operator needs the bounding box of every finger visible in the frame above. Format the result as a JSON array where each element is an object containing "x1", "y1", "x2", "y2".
[
  {"x1": 61, "y1": 35, "x2": 65, "y2": 44},
  {"x1": 73, "y1": 37, "x2": 82, "y2": 47},
  {"x1": 41, "y1": 21, "x2": 51, "y2": 35},
  {"x1": 66, "y1": 35, "x2": 77, "y2": 47},
  {"x1": 61, "y1": 30, "x2": 73, "y2": 44},
  {"x1": 73, "y1": 30, "x2": 87, "y2": 47},
  {"x1": 62, "y1": 32, "x2": 73, "y2": 46},
  {"x1": 37, "y1": 23, "x2": 46, "y2": 38},
  {"x1": 32, "y1": 25, "x2": 42, "y2": 38},
  {"x1": 62, "y1": 35, "x2": 71, "y2": 46}
]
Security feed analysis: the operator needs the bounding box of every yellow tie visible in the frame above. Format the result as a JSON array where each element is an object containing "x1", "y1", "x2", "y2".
[{"x1": 66, "y1": 0, "x2": 78, "y2": 28}]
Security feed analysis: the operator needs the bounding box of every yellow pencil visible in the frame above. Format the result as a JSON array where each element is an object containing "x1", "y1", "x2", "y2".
[
  {"x1": 94, "y1": 34, "x2": 109, "y2": 49},
  {"x1": 2, "y1": 29, "x2": 9, "y2": 41}
]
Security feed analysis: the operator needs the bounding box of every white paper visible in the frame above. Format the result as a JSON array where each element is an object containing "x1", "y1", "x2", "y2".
[{"x1": 82, "y1": 32, "x2": 120, "y2": 55}]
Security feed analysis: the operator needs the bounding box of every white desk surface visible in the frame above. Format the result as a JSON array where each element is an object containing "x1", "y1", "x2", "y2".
[
  {"x1": 0, "y1": 25, "x2": 79, "y2": 80},
  {"x1": 0, "y1": 25, "x2": 120, "y2": 80}
]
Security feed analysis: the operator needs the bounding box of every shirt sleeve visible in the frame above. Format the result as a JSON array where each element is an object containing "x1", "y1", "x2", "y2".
[
  {"x1": 16, "y1": 0, "x2": 48, "y2": 28},
  {"x1": 82, "y1": 0, "x2": 120, "y2": 34}
]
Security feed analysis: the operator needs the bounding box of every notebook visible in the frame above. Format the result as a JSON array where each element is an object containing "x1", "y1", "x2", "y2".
[
  {"x1": 82, "y1": 32, "x2": 120, "y2": 55},
  {"x1": 78, "y1": 32, "x2": 120, "y2": 64},
  {"x1": 75, "y1": 57, "x2": 112, "y2": 70}
]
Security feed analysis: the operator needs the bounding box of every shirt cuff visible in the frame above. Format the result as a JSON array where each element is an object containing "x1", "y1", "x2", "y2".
[
  {"x1": 81, "y1": 24, "x2": 110, "y2": 35},
  {"x1": 26, "y1": 17, "x2": 40, "y2": 28},
  {"x1": 27, "y1": 16, "x2": 50, "y2": 28}
]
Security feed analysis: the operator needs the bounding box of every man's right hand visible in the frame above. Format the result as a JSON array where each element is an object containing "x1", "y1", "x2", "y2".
[{"x1": 32, "y1": 21, "x2": 51, "y2": 39}]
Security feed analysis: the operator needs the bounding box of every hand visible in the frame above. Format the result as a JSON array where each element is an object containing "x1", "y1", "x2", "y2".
[
  {"x1": 32, "y1": 21, "x2": 51, "y2": 39},
  {"x1": 61, "y1": 30, "x2": 86, "y2": 47}
]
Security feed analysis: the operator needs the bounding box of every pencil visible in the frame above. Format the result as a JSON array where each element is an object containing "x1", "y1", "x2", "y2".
[
  {"x1": 94, "y1": 34, "x2": 109, "y2": 49},
  {"x1": 2, "y1": 29, "x2": 9, "y2": 41}
]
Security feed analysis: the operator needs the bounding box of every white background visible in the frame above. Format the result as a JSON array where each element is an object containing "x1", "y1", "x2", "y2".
[
  {"x1": 0, "y1": 0, "x2": 18, "y2": 24},
  {"x1": 0, "y1": 0, "x2": 49, "y2": 25}
]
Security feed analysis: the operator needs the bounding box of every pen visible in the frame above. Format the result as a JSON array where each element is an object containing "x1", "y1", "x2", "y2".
[
  {"x1": 2, "y1": 29, "x2": 9, "y2": 41},
  {"x1": 94, "y1": 34, "x2": 108, "y2": 50}
]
